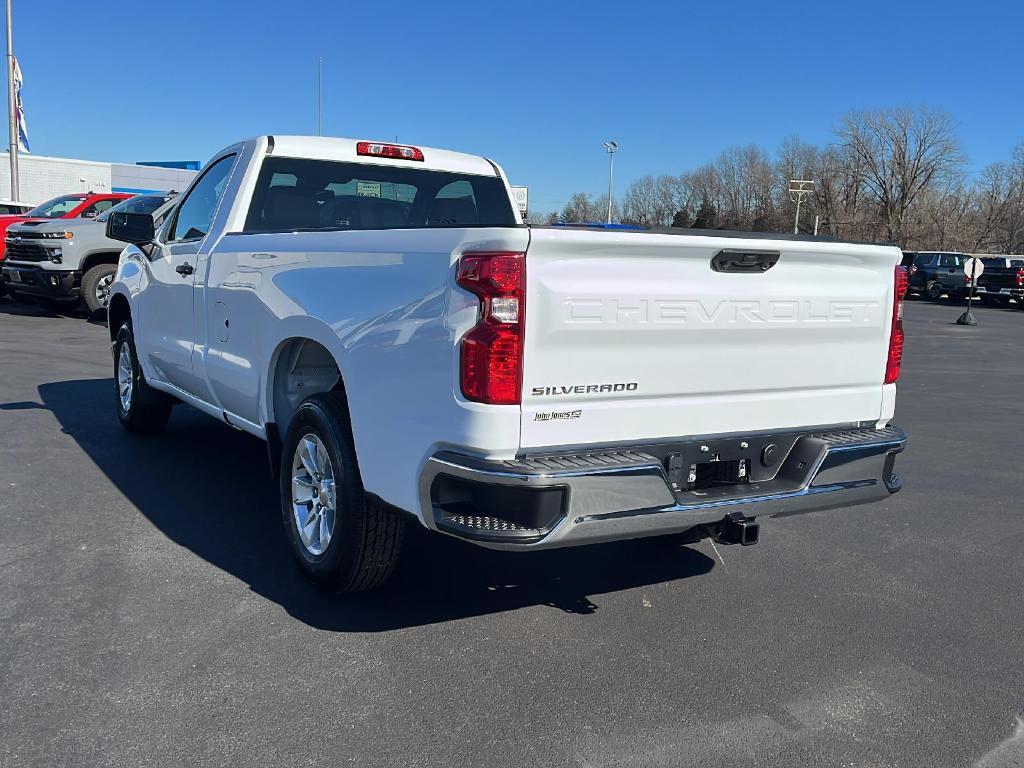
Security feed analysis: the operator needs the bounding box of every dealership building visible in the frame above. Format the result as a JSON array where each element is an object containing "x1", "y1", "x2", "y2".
[{"x1": 0, "y1": 152, "x2": 199, "y2": 206}]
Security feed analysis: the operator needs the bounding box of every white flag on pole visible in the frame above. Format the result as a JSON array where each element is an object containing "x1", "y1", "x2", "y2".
[{"x1": 13, "y1": 56, "x2": 28, "y2": 153}]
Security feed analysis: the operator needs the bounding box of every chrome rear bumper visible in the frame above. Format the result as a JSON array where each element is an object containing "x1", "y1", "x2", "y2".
[{"x1": 419, "y1": 426, "x2": 907, "y2": 550}]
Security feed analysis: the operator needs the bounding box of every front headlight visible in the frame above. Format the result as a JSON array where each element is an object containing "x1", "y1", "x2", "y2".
[{"x1": 42, "y1": 232, "x2": 74, "y2": 240}]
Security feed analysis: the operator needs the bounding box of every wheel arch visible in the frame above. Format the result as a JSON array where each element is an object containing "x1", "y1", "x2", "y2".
[
  {"x1": 264, "y1": 331, "x2": 352, "y2": 479},
  {"x1": 107, "y1": 292, "x2": 132, "y2": 342},
  {"x1": 80, "y1": 250, "x2": 122, "y2": 275}
]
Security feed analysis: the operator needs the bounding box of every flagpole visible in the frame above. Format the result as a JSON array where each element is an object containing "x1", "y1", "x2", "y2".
[{"x1": 5, "y1": 0, "x2": 18, "y2": 201}]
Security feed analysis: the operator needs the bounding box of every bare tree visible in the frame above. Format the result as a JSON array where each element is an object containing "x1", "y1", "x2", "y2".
[
  {"x1": 554, "y1": 106, "x2": 997, "y2": 249},
  {"x1": 560, "y1": 192, "x2": 597, "y2": 223},
  {"x1": 622, "y1": 175, "x2": 684, "y2": 226},
  {"x1": 838, "y1": 107, "x2": 963, "y2": 245}
]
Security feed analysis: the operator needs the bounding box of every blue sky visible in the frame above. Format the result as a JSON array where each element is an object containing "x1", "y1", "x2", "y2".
[{"x1": 9, "y1": 0, "x2": 1024, "y2": 214}]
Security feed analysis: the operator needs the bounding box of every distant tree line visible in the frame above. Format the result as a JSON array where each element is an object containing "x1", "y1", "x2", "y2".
[{"x1": 537, "y1": 107, "x2": 1024, "y2": 253}]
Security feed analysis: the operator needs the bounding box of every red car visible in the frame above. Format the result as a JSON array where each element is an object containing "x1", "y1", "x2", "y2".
[{"x1": 0, "y1": 192, "x2": 133, "y2": 264}]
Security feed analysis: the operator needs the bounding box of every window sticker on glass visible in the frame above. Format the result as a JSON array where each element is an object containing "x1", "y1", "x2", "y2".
[{"x1": 356, "y1": 181, "x2": 381, "y2": 198}]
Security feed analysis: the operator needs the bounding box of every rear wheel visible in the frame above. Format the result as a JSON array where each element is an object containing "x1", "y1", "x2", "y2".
[
  {"x1": 82, "y1": 263, "x2": 117, "y2": 313},
  {"x1": 113, "y1": 323, "x2": 173, "y2": 434},
  {"x1": 925, "y1": 281, "x2": 943, "y2": 301},
  {"x1": 280, "y1": 392, "x2": 405, "y2": 593}
]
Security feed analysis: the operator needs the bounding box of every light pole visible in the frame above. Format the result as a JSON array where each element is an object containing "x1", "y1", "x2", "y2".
[
  {"x1": 789, "y1": 179, "x2": 813, "y2": 234},
  {"x1": 5, "y1": 0, "x2": 18, "y2": 200},
  {"x1": 603, "y1": 141, "x2": 618, "y2": 223},
  {"x1": 316, "y1": 56, "x2": 323, "y2": 136}
]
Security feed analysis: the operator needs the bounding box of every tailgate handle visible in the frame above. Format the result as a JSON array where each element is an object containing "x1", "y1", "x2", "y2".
[{"x1": 711, "y1": 249, "x2": 780, "y2": 273}]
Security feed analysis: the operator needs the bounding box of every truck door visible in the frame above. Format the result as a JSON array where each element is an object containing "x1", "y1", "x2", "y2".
[
  {"x1": 938, "y1": 253, "x2": 963, "y2": 292},
  {"x1": 138, "y1": 155, "x2": 237, "y2": 396}
]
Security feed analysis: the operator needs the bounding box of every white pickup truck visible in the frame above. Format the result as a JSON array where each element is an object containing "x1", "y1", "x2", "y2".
[{"x1": 106, "y1": 136, "x2": 908, "y2": 593}]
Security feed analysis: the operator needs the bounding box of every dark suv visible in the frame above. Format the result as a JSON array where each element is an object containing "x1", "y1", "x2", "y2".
[{"x1": 901, "y1": 251, "x2": 971, "y2": 301}]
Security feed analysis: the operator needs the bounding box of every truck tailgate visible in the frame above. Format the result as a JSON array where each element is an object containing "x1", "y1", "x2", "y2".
[{"x1": 520, "y1": 228, "x2": 901, "y2": 450}]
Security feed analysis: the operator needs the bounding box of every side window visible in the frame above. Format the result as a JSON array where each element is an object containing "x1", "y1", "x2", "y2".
[
  {"x1": 939, "y1": 255, "x2": 957, "y2": 268},
  {"x1": 168, "y1": 155, "x2": 236, "y2": 242},
  {"x1": 81, "y1": 198, "x2": 118, "y2": 218}
]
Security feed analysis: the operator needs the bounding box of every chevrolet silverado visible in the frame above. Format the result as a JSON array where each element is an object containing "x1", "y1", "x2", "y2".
[{"x1": 104, "y1": 136, "x2": 908, "y2": 593}]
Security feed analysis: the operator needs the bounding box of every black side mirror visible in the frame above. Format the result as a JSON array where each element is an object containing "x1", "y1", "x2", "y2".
[{"x1": 107, "y1": 211, "x2": 155, "y2": 245}]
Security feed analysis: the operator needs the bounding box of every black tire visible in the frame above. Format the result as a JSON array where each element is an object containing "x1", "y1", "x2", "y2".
[
  {"x1": 81, "y1": 263, "x2": 117, "y2": 314},
  {"x1": 280, "y1": 392, "x2": 405, "y2": 593},
  {"x1": 113, "y1": 323, "x2": 172, "y2": 434},
  {"x1": 925, "y1": 281, "x2": 943, "y2": 301}
]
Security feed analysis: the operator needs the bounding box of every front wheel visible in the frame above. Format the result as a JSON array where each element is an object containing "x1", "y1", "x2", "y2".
[
  {"x1": 82, "y1": 263, "x2": 117, "y2": 313},
  {"x1": 925, "y1": 281, "x2": 943, "y2": 301},
  {"x1": 280, "y1": 393, "x2": 405, "y2": 593},
  {"x1": 113, "y1": 323, "x2": 172, "y2": 434}
]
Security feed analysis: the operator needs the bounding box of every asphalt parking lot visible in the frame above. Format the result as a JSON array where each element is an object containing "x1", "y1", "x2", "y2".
[{"x1": 1, "y1": 296, "x2": 1022, "y2": 768}]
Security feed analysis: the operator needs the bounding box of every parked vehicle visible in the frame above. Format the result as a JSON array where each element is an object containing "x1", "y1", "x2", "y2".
[
  {"x1": 105, "y1": 136, "x2": 908, "y2": 593},
  {"x1": 904, "y1": 251, "x2": 972, "y2": 300},
  {"x1": 0, "y1": 200, "x2": 33, "y2": 216},
  {"x1": 975, "y1": 256, "x2": 1024, "y2": 308},
  {"x1": 0, "y1": 192, "x2": 133, "y2": 264},
  {"x1": 2, "y1": 193, "x2": 177, "y2": 312}
]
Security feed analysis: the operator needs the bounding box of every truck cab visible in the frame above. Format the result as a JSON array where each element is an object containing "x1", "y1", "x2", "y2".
[{"x1": 906, "y1": 251, "x2": 971, "y2": 301}]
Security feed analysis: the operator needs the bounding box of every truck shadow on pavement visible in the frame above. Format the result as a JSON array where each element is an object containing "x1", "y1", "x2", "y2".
[{"x1": 39, "y1": 378, "x2": 715, "y2": 632}]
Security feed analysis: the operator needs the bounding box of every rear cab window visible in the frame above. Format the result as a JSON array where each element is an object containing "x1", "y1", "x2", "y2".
[
  {"x1": 243, "y1": 157, "x2": 517, "y2": 233},
  {"x1": 79, "y1": 198, "x2": 119, "y2": 218}
]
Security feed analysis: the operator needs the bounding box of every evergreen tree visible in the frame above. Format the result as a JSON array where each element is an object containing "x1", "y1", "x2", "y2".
[
  {"x1": 671, "y1": 209, "x2": 692, "y2": 228},
  {"x1": 692, "y1": 198, "x2": 717, "y2": 229}
]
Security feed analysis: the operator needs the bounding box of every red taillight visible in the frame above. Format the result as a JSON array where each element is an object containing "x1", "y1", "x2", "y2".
[
  {"x1": 1017, "y1": 267, "x2": 1024, "y2": 288},
  {"x1": 885, "y1": 266, "x2": 909, "y2": 384},
  {"x1": 355, "y1": 141, "x2": 424, "y2": 161},
  {"x1": 457, "y1": 252, "x2": 525, "y2": 405}
]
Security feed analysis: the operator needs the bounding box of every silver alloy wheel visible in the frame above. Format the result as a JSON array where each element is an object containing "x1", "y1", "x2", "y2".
[
  {"x1": 96, "y1": 274, "x2": 113, "y2": 306},
  {"x1": 291, "y1": 433, "x2": 337, "y2": 556},
  {"x1": 117, "y1": 343, "x2": 133, "y2": 412}
]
